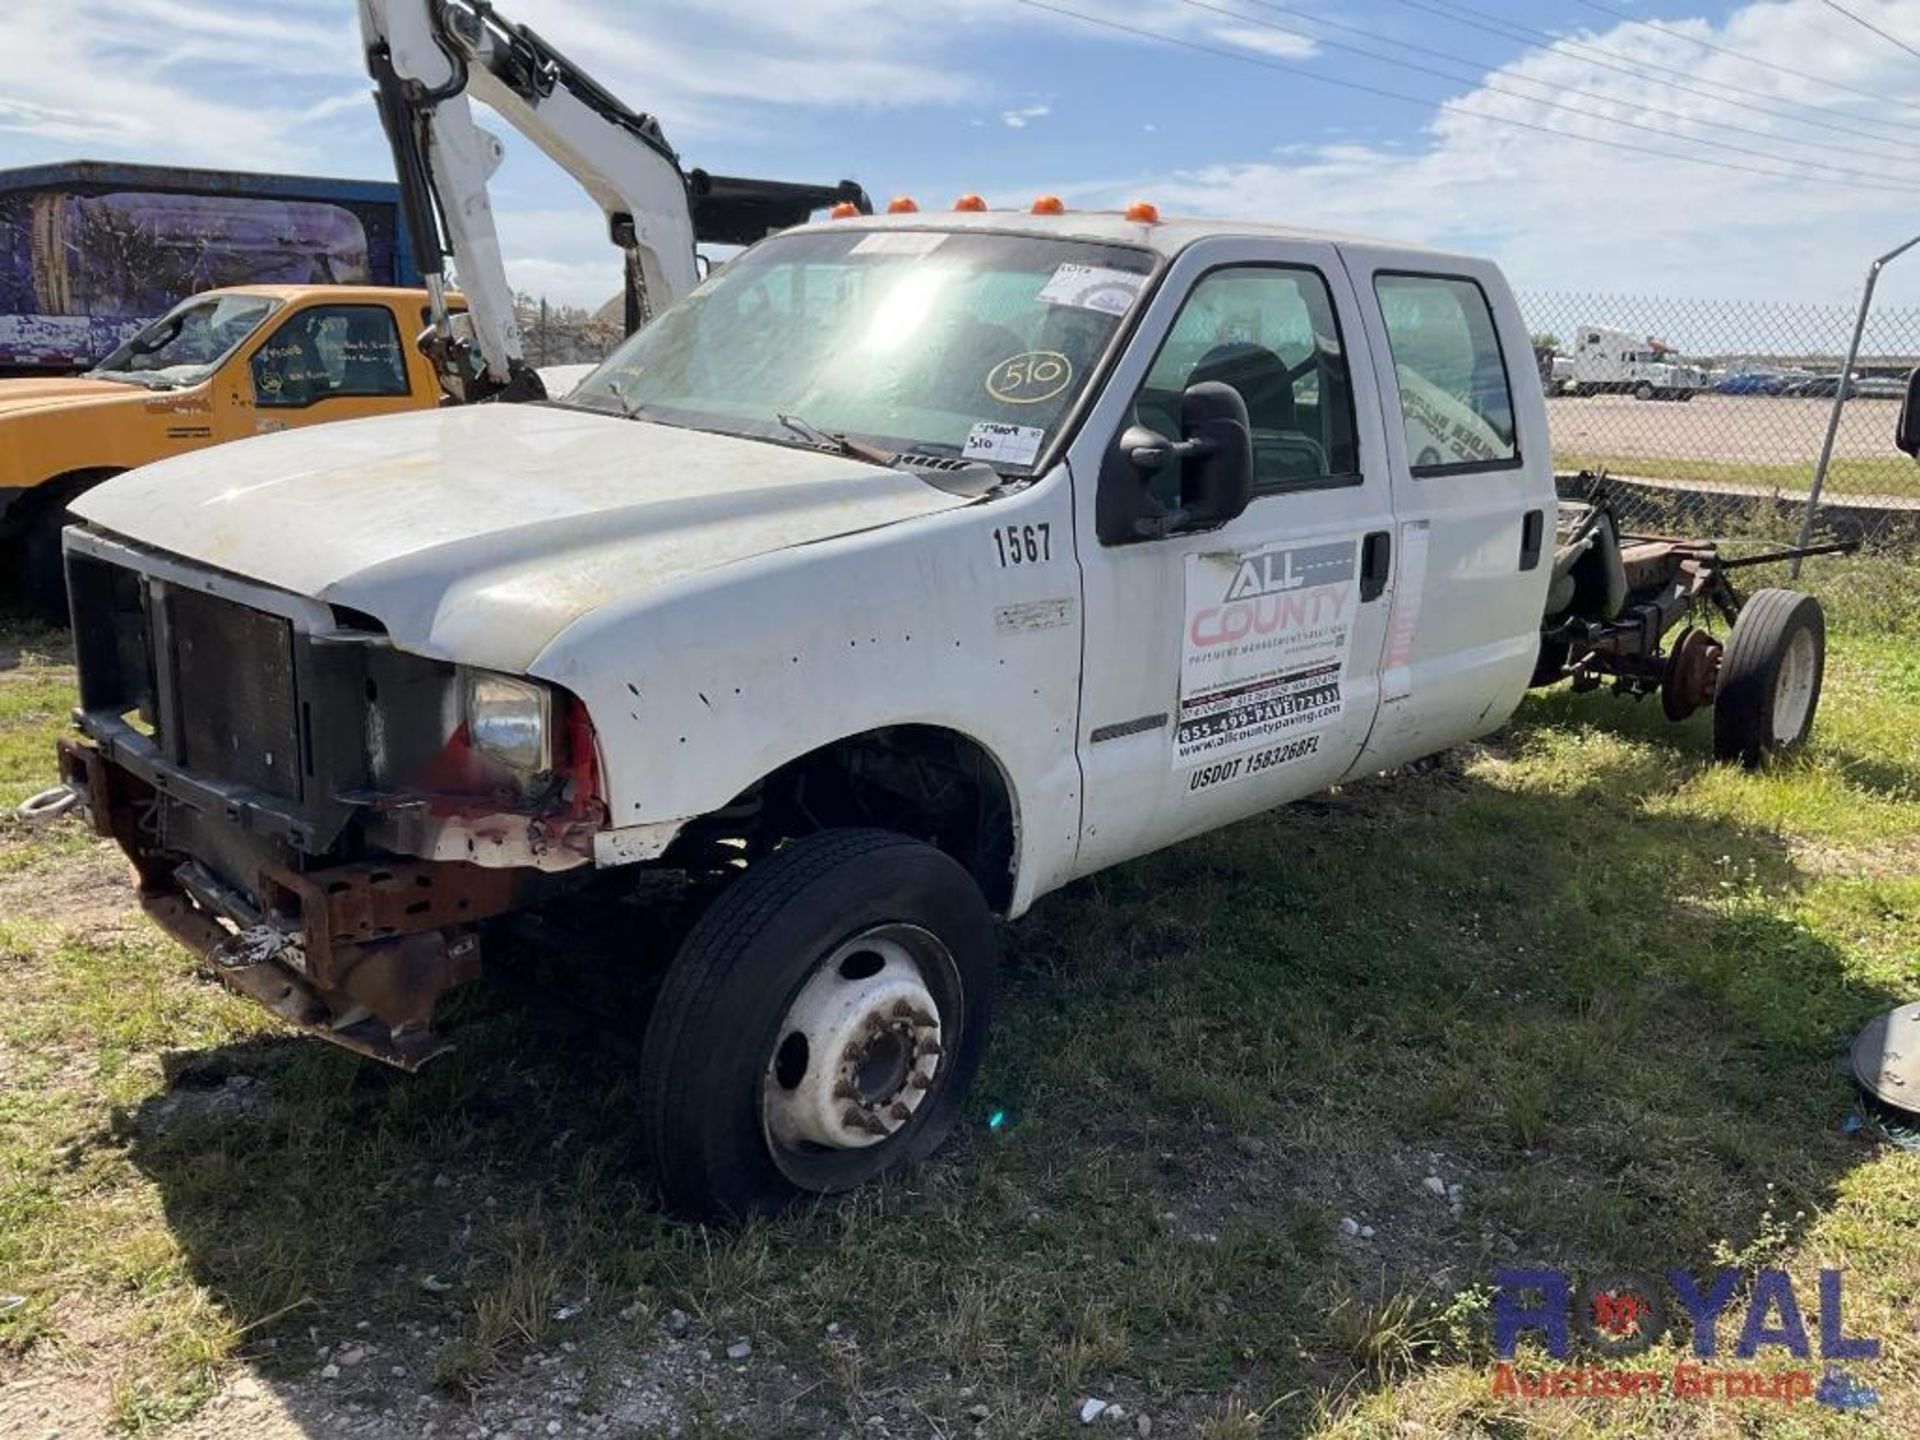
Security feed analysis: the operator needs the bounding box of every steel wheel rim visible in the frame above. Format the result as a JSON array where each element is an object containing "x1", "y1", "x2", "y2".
[
  {"x1": 760, "y1": 922, "x2": 961, "y2": 1187},
  {"x1": 1772, "y1": 627, "x2": 1817, "y2": 744}
]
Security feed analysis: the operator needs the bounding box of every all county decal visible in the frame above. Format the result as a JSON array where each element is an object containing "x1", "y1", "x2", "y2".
[{"x1": 1178, "y1": 538, "x2": 1358, "y2": 767}]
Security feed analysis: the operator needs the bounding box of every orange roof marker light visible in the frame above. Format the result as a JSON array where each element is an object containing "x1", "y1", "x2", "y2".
[
  {"x1": 1031, "y1": 194, "x2": 1067, "y2": 215},
  {"x1": 1125, "y1": 200, "x2": 1161, "y2": 224},
  {"x1": 953, "y1": 194, "x2": 990, "y2": 212},
  {"x1": 887, "y1": 196, "x2": 920, "y2": 214},
  {"x1": 829, "y1": 201, "x2": 862, "y2": 219}
]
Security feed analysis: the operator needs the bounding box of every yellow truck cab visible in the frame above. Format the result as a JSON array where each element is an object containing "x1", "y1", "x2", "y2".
[{"x1": 0, "y1": 284, "x2": 449, "y2": 616}]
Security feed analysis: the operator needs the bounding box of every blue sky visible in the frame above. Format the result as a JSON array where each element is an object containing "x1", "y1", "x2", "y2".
[{"x1": 6, "y1": 0, "x2": 1920, "y2": 309}]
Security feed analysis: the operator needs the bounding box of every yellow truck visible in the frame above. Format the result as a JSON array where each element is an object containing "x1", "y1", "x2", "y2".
[{"x1": 0, "y1": 283, "x2": 452, "y2": 616}]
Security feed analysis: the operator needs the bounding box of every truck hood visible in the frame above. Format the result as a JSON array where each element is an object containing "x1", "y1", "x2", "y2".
[
  {"x1": 0, "y1": 375, "x2": 146, "y2": 418},
  {"x1": 74, "y1": 403, "x2": 974, "y2": 672}
]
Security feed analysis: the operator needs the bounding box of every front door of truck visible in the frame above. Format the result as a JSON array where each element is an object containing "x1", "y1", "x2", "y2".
[
  {"x1": 1069, "y1": 237, "x2": 1399, "y2": 878},
  {"x1": 221, "y1": 301, "x2": 420, "y2": 441},
  {"x1": 1336, "y1": 251, "x2": 1555, "y2": 770}
]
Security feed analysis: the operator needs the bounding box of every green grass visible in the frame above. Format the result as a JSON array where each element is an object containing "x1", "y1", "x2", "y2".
[
  {"x1": 2, "y1": 560, "x2": 1919, "y2": 1435},
  {"x1": 1554, "y1": 452, "x2": 1920, "y2": 501}
]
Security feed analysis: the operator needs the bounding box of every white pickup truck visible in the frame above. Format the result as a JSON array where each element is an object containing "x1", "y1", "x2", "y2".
[{"x1": 50, "y1": 204, "x2": 1825, "y2": 1218}]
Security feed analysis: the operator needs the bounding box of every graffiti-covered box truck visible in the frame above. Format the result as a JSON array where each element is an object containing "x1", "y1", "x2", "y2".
[
  {"x1": 0, "y1": 162, "x2": 432, "y2": 615},
  {"x1": 0, "y1": 161, "x2": 421, "y2": 376},
  {"x1": 51, "y1": 205, "x2": 1831, "y2": 1218}
]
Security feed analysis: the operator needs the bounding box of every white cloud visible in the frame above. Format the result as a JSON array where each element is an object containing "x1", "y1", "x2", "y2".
[
  {"x1": 2, "y1": 0, "x2": 1914, "y2": 310},
  {"x1": 0, "y1": 0, "x2": 1333, "y2": 161},
  {"x1": 1087, "y1": 0, "x2": 1920, "y2": 307},
  {"x1": 1204, "y1": 25, "x2": 1320, "y2": 61},
  {"x1": 0, "y1": 0, "x2": 359, "y2": 168},
  {"x1": 491, "y1": 204, "x2": 624, "y2": 310}
]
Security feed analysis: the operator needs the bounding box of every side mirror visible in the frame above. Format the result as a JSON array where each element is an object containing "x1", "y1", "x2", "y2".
[
  {"x1": 1178, "y1": 380, "x2": 1254, "y2": 527},
  {"x1": 1096, "y1": 380, "x2": 1254, "y2": 544},
  {"x1": 1898, "y1": 367, "x2": 1920, "y2": 458}
]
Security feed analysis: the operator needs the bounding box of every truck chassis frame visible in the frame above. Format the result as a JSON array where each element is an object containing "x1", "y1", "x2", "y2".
[{"x1": 1541, "y1": 485, "x2": 1856, "y2": 721}]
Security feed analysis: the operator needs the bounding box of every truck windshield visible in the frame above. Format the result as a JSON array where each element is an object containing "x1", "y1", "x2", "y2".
[
  {"x1": 90, "y1": 294, "x2": 279, "y2": 389},
  {"x1": 565, "y1": 229, "x2": 1159, "y2": 471}
]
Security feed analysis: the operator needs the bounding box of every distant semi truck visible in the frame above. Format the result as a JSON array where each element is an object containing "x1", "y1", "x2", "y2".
[
  {"x1": 1567, "y1": 324, "x2": 1706, "y2": 401},
  {"x1": 0, "y1": 161, "x2": 423, "y2": 376}
]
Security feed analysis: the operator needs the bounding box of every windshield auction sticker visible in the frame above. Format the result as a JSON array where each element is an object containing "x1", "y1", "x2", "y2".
[
  {"x1": 1177, "y1": 539, "x2": 1358, "y2": 766},
  {"x1": 1037, "y1": 263, "x2": 1146, "y2": 316},
  {"x1": 964, "y1": 421, "x2": 1045, "y2": 466},
  {"x1": 850, "y1": 231, "x2": 948, "y2": 257}
]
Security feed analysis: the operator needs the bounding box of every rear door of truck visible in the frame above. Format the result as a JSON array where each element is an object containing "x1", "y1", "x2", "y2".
[{"x1": 1336, "y1": 247, "x2": 1557, "y2": 770}]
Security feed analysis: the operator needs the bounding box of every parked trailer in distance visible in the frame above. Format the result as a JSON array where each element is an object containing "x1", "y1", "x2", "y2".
[{"x1": 0, "y1": 161, "x2": 423, "y2": 377}]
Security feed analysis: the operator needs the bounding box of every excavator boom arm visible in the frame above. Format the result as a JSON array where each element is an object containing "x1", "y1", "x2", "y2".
[{"x1": 359, "y1": 0, "x2": 868, "y2": 399}]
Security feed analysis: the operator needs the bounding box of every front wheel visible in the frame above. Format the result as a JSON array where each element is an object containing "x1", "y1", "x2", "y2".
[
  {"x1": 1633, "y1": 381, "x2": 1655, "y2": 401},
  {"x1": 21, "y1": 503, "x2": 72, "y2": 623},
  {"x1": 1713, "y1": 589, "x2": 1826, "y2": 767},
  {"x1": 639, "y1": 829, "x2": 996, "y2": 1219}
]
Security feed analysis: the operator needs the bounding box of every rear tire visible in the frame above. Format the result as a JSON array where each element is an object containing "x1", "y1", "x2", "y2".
[
  {"x1": 639, "y1": 828, "x2": 996, "y2": 1220},
  {"x1": 1713, "y1": 589, "x2": 1825, "y2": 767}
]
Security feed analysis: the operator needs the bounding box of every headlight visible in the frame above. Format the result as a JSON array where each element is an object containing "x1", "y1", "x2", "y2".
[{"x1": 464, "y1": 671, "x2": 552, "y2": 773}]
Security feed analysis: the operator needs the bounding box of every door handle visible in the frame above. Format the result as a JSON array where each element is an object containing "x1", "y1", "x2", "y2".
[
  {"x1": 1360, "y1": 530, "x2": 1392, "y2": 602},
  {"x1": 1519, "y1": 509, "x2": 1546, "y2": 572}
]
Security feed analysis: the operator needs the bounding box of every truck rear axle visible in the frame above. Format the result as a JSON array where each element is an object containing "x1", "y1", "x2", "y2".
[{"x1": 1538, "y1": 490, "x2": 1851, "y2": 765}]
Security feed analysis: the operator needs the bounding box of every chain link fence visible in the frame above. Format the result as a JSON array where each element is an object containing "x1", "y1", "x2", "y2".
[
  {"x1": 524, "y1": 285, "x2": 1920, "y2": 550},
  {"x1": 1518, "y1": 291, "x2": 1920, "y2": 549}
]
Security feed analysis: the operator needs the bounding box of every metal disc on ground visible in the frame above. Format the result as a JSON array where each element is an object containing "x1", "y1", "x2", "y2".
[{"x1": 1851, "y1": 1003, "x2": 1920, "y2": 1115}]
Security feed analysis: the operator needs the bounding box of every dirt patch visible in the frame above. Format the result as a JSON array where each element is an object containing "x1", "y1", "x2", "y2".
[
  {"x1": 6, "y1": 1313, "x2": 892, "y2": 1439},
  {"x1": 0, "y1": 829, "x2": 141, "y2": 939},
  {"x1": 1790, "y1": 833, "x2": 1920, "y2": 879}
]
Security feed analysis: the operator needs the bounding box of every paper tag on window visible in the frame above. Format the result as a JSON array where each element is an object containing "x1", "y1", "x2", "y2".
[
  {"x1": 851, "y1": 231, "x2": 948, "y2": 256},
  {"x1": 963, "y1": 422, "x2": 1045, "y2": 467},
  {"x1": 1037, "y1": 263, "x2": 1146, "y2": 316}
]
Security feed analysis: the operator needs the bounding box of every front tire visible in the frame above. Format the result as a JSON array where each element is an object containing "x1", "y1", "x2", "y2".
[
  {"x1": 21, "y1": 503, "x2": 72, "y2": 623},
  {"x1": 1633, "y1": 381, "x2": 1655, "y2": 401},
  {"x1": 639, "y1": 828, "x2": 996, "y2": 1219},
  {"x1": 1713, "y1": 589, "x2": 1826, "y2": 767}
]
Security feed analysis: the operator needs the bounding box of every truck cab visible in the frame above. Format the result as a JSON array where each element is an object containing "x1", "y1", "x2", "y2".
[
  {"x1": 54, "y1": 206, "x2": 1556, "y2": 1216},
  {"x1": 1, "y1": 284, "x2": 449, "y2": 615}
]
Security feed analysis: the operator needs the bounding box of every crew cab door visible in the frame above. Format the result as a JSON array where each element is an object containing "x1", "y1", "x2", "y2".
[
  {"x1": 1337, "y1": 252, "x2": 1556, "y2": 769},
  {"x1": 218, "y1": 300, "x2": 423, "y2": 441},
  {"x1": 1068, "y1": 237, "x2": 1399, "y2": 878}
]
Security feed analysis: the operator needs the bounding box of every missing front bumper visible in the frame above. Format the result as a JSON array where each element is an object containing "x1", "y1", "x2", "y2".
[{"x1": 60, "y1": 734, "x2": 523, "y2": 1072}]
